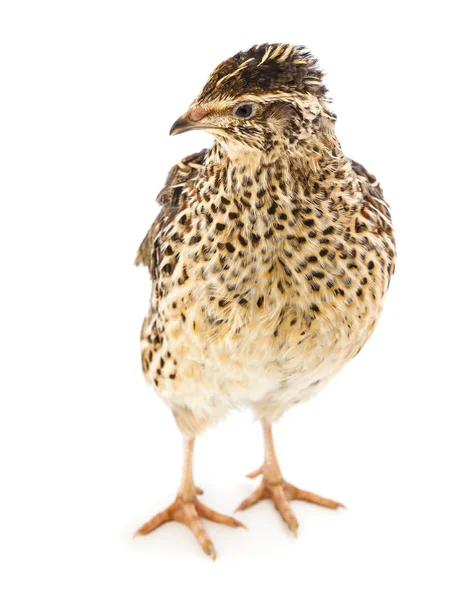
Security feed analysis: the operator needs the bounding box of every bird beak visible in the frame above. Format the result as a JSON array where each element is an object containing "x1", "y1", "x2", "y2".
[{"x1": 169, "y1": 106, "x2": 210, "y2": 136}]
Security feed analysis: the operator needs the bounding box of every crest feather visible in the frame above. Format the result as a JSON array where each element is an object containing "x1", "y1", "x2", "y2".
[{"x1": 198, "y1": 44, "x2": 327, "y2": 102}]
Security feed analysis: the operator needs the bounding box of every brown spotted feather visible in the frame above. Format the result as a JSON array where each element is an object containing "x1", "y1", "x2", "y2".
[
  {"x1": 137, "y1": 44, "x2": 396, "y2": 432},
  {"x1": 136, "y1": 149, "x2": 207, "y2": 271}
]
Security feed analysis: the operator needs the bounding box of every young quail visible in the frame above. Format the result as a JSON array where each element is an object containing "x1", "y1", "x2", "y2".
[{"x1": 135, "y1": 44, "x2": 396, "y2": 559}]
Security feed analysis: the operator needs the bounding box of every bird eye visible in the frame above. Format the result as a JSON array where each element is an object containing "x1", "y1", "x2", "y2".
[{"x1": 233, "y1": 103, "x2": 256, "y2": 119}]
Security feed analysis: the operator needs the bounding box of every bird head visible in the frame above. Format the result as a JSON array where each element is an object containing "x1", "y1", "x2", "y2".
[{"x1": 170, "y1": 44, "x2": 335, "y2": 161}]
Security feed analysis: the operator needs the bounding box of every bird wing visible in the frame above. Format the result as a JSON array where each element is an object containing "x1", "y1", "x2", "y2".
[
  {"x1": 136, "y1": 149, "x2": 207, "y2": 272},
  {"x1": 350, "y1": 159, "x2": 394, "y2": 238}
]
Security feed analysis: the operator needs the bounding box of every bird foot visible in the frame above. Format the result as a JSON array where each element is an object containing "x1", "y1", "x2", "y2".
[
  {"x1": 135, "y1": 492, "x2": 245, "y2": 560},
  {"x1": 236, "y1": 466, "x2": 345, "y2": 535}
]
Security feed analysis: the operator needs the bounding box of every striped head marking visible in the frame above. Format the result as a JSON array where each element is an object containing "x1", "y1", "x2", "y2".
[{"x1": 169, "y1": 44, "x2": 334, "y2": 156}]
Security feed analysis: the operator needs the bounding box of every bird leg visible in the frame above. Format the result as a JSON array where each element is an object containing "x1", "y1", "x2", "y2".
[
  {"x1": 135, "y1": 435, "x2": 245, "y2": 559},
  {"x1": 236, "y1": 421, "x2": 344, "y2": 535}
]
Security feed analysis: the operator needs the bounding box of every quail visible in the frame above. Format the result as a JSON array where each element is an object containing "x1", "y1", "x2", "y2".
[{"x1": 135, "y1": 44, "x2": 396, "y2": 559}]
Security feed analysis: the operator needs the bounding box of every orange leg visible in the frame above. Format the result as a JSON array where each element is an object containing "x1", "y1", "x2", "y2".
[
  {"x1": 135, "y1": 436, "x2": 245, "y2": 559},
  {"x1": 236, "y1": 421, "x2": 344, "y2": 535}
]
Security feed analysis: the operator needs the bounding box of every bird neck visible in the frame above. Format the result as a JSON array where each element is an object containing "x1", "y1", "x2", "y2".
[{"x1": 204, "y1": 132, "x2": 353, "y2": 201}]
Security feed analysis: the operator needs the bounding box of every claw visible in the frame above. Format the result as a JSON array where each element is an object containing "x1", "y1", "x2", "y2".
[
  {"x1": 236, "y1": 470, "x2": 344, "y2": 533},
  {"x1": 136, "y1": 495, "x2": 245, "y2": 558},
  {"x1": 198, "y1": 502, "x2": 247, "y2": 528},
  {"x1": 134, "y1": 507, "x2": 172, "y2": 536},
  {"x1": 290, "y1": 485, "x2": 345, "y2": 509},
  {"x1": 235, "y1": 485, "x2": 265, "y2": 512},
  {"x1": 272, "y1": 485, "x2": 299, "y2": 535},
  {"x1": 246, "y1": 466, "x2": 263, "y2": 479},
  {"x1": 204, "y1": 542, "x2": 216, "y2": 560}
]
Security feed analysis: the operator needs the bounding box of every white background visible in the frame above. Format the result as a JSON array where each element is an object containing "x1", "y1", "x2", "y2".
[{"x1": 1, "y1": 1, "x2": 470, "y2": 598}]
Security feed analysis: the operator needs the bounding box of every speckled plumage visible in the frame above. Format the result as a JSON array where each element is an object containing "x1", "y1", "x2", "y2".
[{"x1": 135, "y1": 44, "x2": 395, "y2": 556}]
